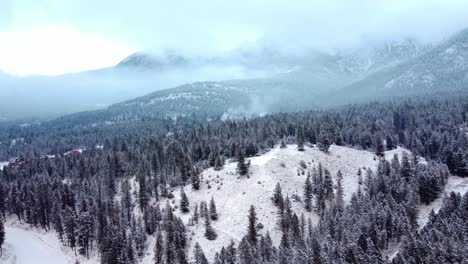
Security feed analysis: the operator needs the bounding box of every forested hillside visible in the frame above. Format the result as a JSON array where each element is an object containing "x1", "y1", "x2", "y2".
[{"x1": 0, "y1": 94, "x2": 467, "y2": 263}]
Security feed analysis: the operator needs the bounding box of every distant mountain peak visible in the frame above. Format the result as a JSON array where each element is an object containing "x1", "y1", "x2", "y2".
[{"x1": 116, "y1": 52, "x2": 189, "y2": 70}]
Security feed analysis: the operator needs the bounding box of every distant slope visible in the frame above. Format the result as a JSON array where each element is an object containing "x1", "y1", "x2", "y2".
[
  {"x1": 106, "y1": 40, "x2": 427, "y2": 118},
  {"x1": 326, "y1": 28, "x2": 468, "y2": 104}
]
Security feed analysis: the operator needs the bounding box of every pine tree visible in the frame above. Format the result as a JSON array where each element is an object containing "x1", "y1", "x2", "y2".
[
  {"x1": 318, "y1": 132, "x2": 331, "y2": 152},
  {"x1": 237, "y1": 152, "x2": 249, "y2": 176},
  {"x1": 192, "y1": 172, "x2": 201, "y2": 190},
  {"x1": 280, "y1": 140, "x2": 287, "y2": 148},
  {"x1": 376, "y1": 136, "x2": 385, "y2": 157},
  {"x1": 323, "y1": 169, "x2": 334, "y2": 200},
  {"x1": 272, "y1": 183, "x2": 283, "y2": 207},
  {"x1": 0, "y1": 219, "x2": 4, "y2": 255},
  {"x1": 214, "y1": 156, "x2": 224, "y2": 171},
  {"x1": 247, "y1": 205, "x2": 258, "y2": 245},
  {"x1": 311, "y1": 237, "x2": 322, "y2": 264},
  {"x1": 336, "y1": 171, "x2": 344, "y2": 212},
  {"x1": 138, "y1": 172, "x2": 149, "y2": 209},
  {"x1": 304, "y1": 175, "x2": 313, "y2": 212},
  {"x1": 238, "y1": 237, "x2": 256, "y2": 264},
  {"x1": 64, "y1": 206, "x2": 78, "y2": 252},
  {"x1": 204, "y1": 214, "x2": 217, "y2": 240},
  {"x1": 193, "y1": 203, "x2": 199, "y2": 224},
  {"x1": 297, "y1": 126, "x2": 305, "y2": 151},
  {"x1": 209, "y1": 197, "x2": 218, "y2": 220},
  {"x1": 77, "y1": 211, "x2": 93, "y2": 257},
  {"x1": 193, "y1": 243, "x2": 209, "y2": 264},
  {"x1": 180, "y1": 188, "x2": 189, "y2": 213},
  {"x1": 154, "y1": 229, "x2": 164, "y2": 264}
]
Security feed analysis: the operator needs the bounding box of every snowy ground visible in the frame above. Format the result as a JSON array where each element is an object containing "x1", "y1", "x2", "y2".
[
  {"x1": 418, "y1": 175, "x2": 468, "y2": 228},
  {"x1": 0, "y1": 144, "x2": 420, "y2": 263},
  {"x1": 167, "y1": 144, "x2": 411, "y2": 261},
  {"x1": 0, "y1": 219, "x2": 99, "y2": 264}
]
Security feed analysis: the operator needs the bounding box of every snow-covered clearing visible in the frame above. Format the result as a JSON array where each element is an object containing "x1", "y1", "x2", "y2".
[
  {"x1": 0, "y1": 219, "x2": 99, "y2": 264},
  {"x1": 418, "y1": 175, "x2": 468, "y2": 228},
  {"x1": 168, "y1": 144, "x2": 408, "y2": 260}
]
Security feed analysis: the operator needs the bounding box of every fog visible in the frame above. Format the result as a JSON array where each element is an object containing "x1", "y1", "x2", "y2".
[
  {"x1": 1, "y1": 0, "x2": 468, "y2": 120},
  {"x1": 4, "y1": 0, "x2": 468, "y2": 54},
  {"x1": 0, "y1": 61, "x2": 275, "y2": 120}
]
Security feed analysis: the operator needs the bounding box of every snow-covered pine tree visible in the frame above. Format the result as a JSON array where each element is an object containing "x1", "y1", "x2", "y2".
[
  {"x1": 204, "y1": 213, "x2": 217, "y2": 240},
  {"x1": 180, "y1": 187, "x2": 189, "y2": 213},
  {"x1": 247, "y1": 205, "x2": 258, "y2": 245},
  {"x1": 0, "y1": 219, "x2": 4, "y2": 255},
  {"x1": 209, "y1": 197, "x2": 218, "y2": 220},
  {"x1": 304, "y1": 174, "x2": 313, "y2": 212},
  {"x1": 193, "y1": 243, "x2": 209, "y2": 264},
  {"x1": 192, "y1": 172, "x2": 201, "y2": 190}
]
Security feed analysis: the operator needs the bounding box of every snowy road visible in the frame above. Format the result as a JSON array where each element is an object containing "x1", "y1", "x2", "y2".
[{"x1": 2, "y1": 226, "x2": 73, "y2": 264}]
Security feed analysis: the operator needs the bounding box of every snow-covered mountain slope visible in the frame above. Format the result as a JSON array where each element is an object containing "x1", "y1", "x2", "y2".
[
  {"x1": 84, "y1": 38, "x2": 432, "y2": 119},
  {"x1": 162, "y1": 144, "x2": 411, "y2": 261},
  {"x1": 328, "y1": 28, "x2": 468, "y2": 104}
]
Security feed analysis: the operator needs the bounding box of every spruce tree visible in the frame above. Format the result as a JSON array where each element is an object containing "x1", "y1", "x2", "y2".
[
  {"x1": 237, "y1": 152, "x2": 249, "y2": 176},
  {"x1": 304, "y1": 175, "x2": 313, "y2": 212},
  {"x1": 323, "y1": 169, "x2": 334, "y2": 200},
  {"x1": 209, "y1": 197, "x2": 218, "y2": 220},
  {"x1": 0, "y1": 219, "x2": 4, "y2": 255},
  {"x1": 204, "y1": 214, "x2": 217, "y2": 240},
  {"x1": 154, "y1": 229, "x2": 164, "y2": 264},
  {"x1": 335, "y1": 171, "x2": 344, "y2": 212},
  {"x1": 180, "y1": 188, "x2": 189, "y2": 213},
  {"x1": 376, "y1": 136, "x2": 385, "y2": 157},
  {"x1": 214, "y1": 156, "x2": 224, "y2": 171},
  {"x1": 247, "y1": 205, "x2": 258, "y2": 245},
  {"x1": 192, "y1": 172, "x2": 201, "y2": 190},
  {"x1": 318, "y1": 132, "x2": 331, "y2": 152},
  {"x1": 297, "y1": 126, "x2": 305, "y2": 151},
  {"x1": 193, "y1": 243, "x2": 209, "y2": 264},
  {"x1": 272, "y1": 183, "x2": 283, "y2": 206}
]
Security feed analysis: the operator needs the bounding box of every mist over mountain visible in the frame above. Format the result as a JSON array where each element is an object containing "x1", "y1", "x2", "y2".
[
  {"x1": 0, "y1": 50, "x2": 277, "y2": 120},
  {"x1": 0, "y1": 27, "x2": 465, "y2": 122},
  {"x1": 93, "y1": 37, "x2": 433, "y2": 120}
]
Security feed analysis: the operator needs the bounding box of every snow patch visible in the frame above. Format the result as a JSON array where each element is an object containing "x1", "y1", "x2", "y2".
[
  {"x1": 418, "y1": 176, "x2": 468, "y2": 228},
  {"x1": 1, "y1": 218, "x2": 99, "y2": 264}
]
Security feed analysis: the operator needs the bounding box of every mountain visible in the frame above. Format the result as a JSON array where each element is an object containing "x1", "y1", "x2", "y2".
[
  {"x1": 327, "y1": 28, "x2": 468, "y2": 104},
  {"x1": 116, "y1": 52, "x2": 191, "y2": 71},
  {"x1": 0, "y1": 36, "x2": 438, "y2": 121},
  {"x1": 103, "y1": 39, "x2": 429, "y2": 119}
]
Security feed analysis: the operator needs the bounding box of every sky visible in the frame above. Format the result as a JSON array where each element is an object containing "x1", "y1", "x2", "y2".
[{"x1": 1, "y1": 0, "x2": 468, "y2": 76}]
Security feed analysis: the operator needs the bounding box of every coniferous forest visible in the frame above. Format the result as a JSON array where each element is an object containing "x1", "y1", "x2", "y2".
[{"x1": 0, "y1": 94, "x2": 467, "y2": 263}]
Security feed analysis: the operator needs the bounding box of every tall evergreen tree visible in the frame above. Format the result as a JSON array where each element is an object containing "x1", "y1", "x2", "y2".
[
  {"x1": 0, "y1": 219, "x2": 4, "y2": 255},
  {"x1": 180, "y1": 188, "x2": 189, "y2": 213},
  {"x1": 247, "y1": 205, "x2": 258, "y2": 245},
  {"x1": 237, "y1": 152, "x2": 249, "y2": 176},
  {"x1": 304, "y1": 175, "x2": 313, "y2": 212},
  {"x1": 193, "y1": 243, "x2": 209, "y2": 264},
  {"x1": 209, "y1": 197, "x2": 218, "y2": 221}
]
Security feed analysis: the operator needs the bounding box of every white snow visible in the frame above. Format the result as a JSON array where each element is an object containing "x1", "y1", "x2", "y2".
[
  {"x1": 0, "y1": 219, "x2": 99, "y2": 264},
  {"x1": 0, "y1": 161, "x2": 8, "y2": 171},
  {"x1": 0, "y1": 144, "x2": 428, "y2": 263},
  {"x1": 165, "y1": 144, "x2": 390, "y2": 261},
  {"x1": 418, "y1": 176, "x2": 468, "y2": 228}
]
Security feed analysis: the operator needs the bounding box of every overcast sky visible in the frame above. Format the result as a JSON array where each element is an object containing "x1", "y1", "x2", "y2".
[{"x1": 1, "y1": 0, "x2": 468, "y2": 76}]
